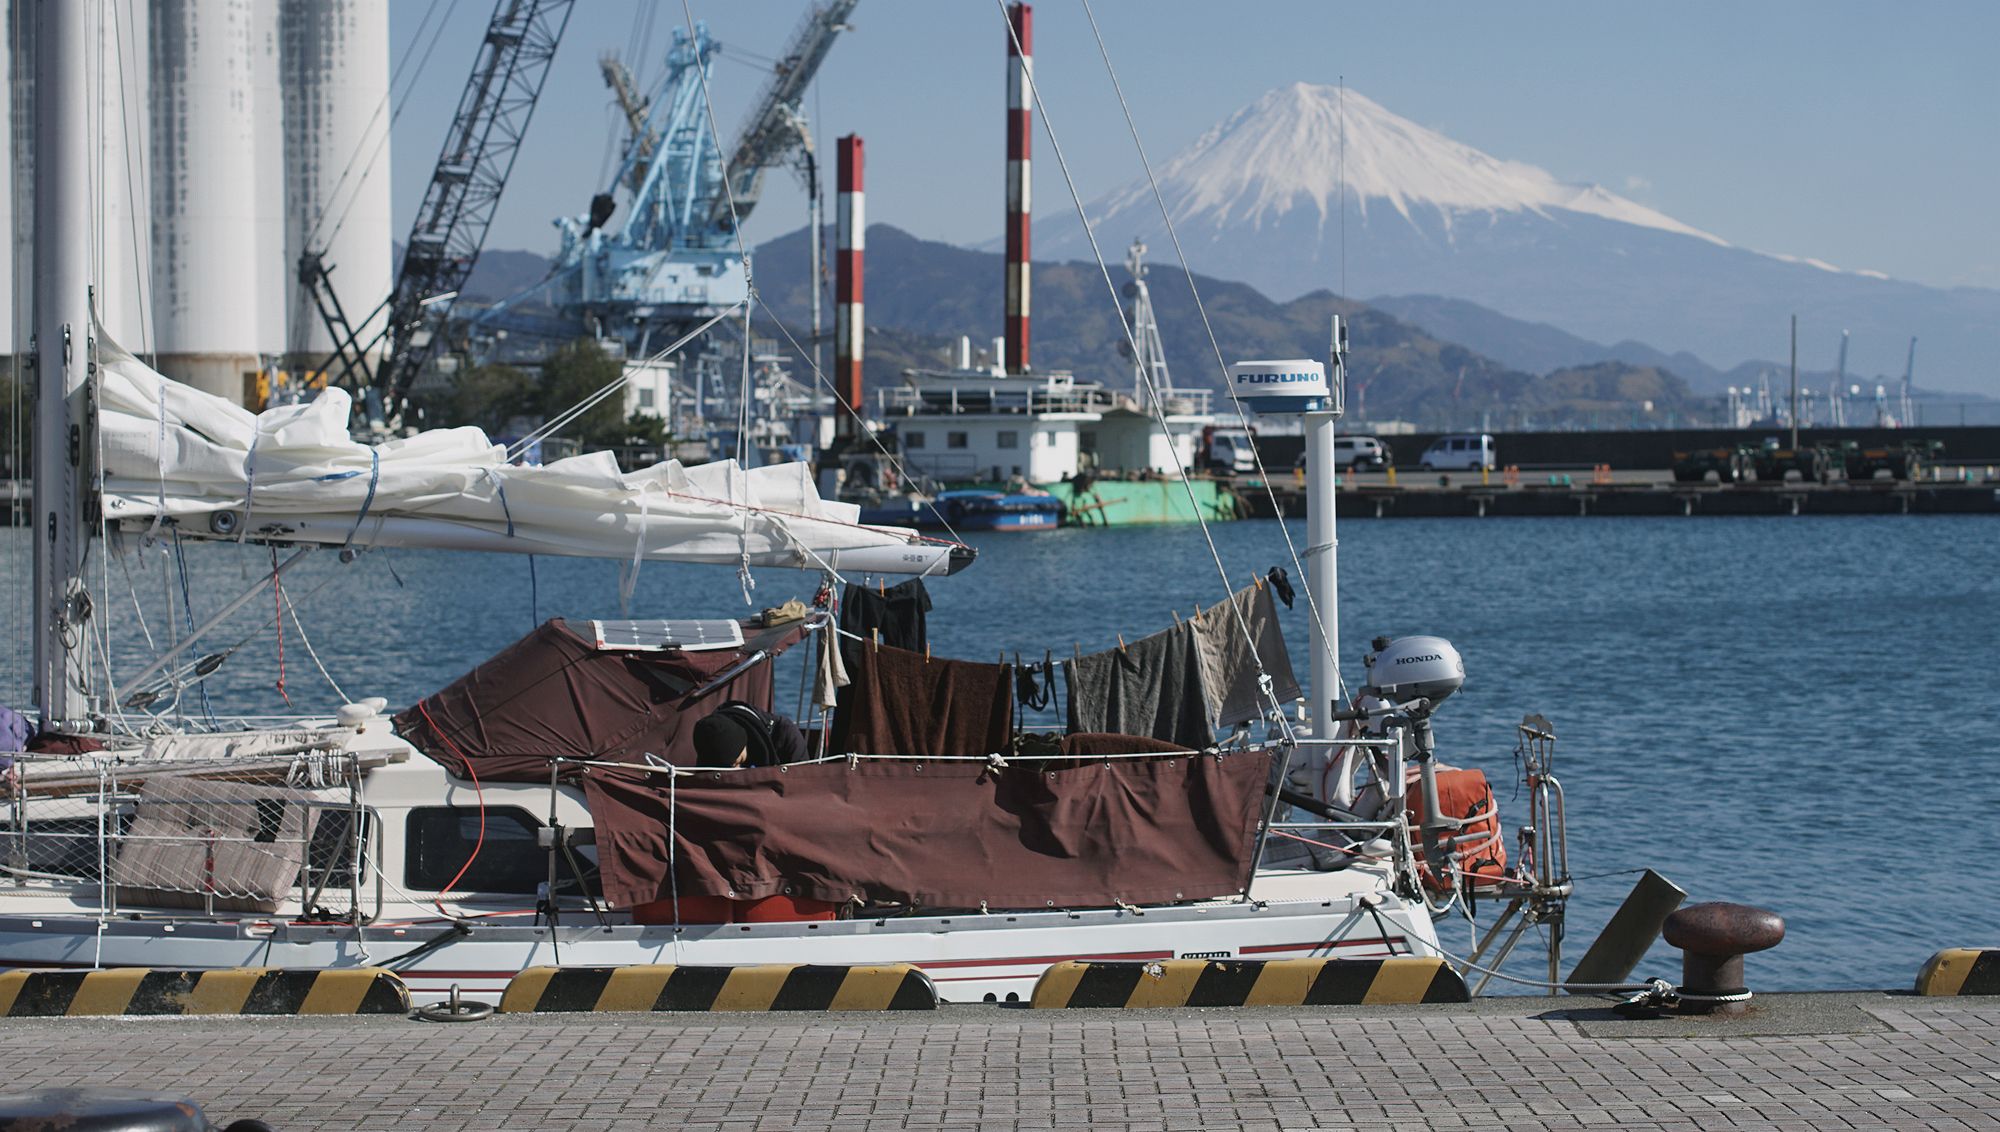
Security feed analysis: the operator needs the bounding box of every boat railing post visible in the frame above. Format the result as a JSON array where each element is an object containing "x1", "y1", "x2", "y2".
[
  {"x1": 347, "y1": 756, "x2": 366, "y2": 923},
  {"x1": 1250, "y1": 738, "x2": 1299, "y2": 884},
  {"x1": 96, "y1": 762, "x2": 111, "y2": 921}
]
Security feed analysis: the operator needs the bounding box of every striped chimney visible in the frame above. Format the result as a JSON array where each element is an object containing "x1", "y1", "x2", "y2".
[
  {"x1": 835, "y1": 134, "x2": 865, "y2": 435},
  {"x1": 1003, "y1": 2, "x2": 1032, "y2": 374}
]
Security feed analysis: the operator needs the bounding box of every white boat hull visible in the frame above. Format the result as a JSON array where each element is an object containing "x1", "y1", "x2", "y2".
[{"x1": 0, "y1": 892, "x2": 1440, "y2": 1006}]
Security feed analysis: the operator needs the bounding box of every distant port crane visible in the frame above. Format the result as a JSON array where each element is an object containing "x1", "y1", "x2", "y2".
[
  {"x1": 299, "y1": 0, "x2": 578, "y2": 428},
  {"x1": 500, "y1": 0, "x2": 857, "y2": 363}
]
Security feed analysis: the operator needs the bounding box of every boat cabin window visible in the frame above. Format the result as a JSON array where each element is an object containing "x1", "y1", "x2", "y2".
[
  {"x1": 997, "y1": 430, "x2": 1019, "y2": 449},
  {"x1": 405, "y1": 806, "x2": 547, "y2": 894},
  {"x1": 947, "y1": 431, "x2": 969, "y2": 449},
  {"x1": 904, "y1": 431, "x2": 926, "y2": 449}
]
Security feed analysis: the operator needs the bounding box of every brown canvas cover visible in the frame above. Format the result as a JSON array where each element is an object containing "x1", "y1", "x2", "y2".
[
  {"x1": 395, "y1": 618, "x2": 808, "y2": 783},
  {"x1": 581, "y1": 749, "x2": 1273, "y2": 910}
]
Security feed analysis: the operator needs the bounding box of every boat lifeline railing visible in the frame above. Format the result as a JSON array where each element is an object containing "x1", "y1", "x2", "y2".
[
  {"x1": 1251, "y1": 732, "x2": 1416, "y2": 891},
  {"x1": 877, "y1": 383, "x2": 1217, "y2": 419},
  {"x1": 0, "y1": 749, "x2": 376, "y2": 922}
]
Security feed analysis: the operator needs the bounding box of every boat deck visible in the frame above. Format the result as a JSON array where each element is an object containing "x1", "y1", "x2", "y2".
[{"x1": 6, "y1": 991, "x2": 1994, "y2": 1130}]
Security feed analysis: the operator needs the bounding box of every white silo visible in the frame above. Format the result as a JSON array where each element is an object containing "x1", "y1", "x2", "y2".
[
  {"x1": 149, "y1": 0, "x2": 264, "y2": 402},
  {"x1": 281, "y1": 0, "x2": 392, "y2": 369},
  {"x1": 252, "y1": 0, "x2": 286, "y2": 368},
  {"x1": 87, "y1": 0, "x2": 152, "y2": 353}
]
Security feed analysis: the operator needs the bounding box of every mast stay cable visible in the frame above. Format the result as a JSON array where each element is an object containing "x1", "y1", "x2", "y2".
[{"x1": 1076, "y1": 0, "x2": 1348, "y2": 707}]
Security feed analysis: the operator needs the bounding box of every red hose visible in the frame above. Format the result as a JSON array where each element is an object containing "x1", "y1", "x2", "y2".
[{"x1": 416, "y1": 700, "x2": 485, "y2": 909}]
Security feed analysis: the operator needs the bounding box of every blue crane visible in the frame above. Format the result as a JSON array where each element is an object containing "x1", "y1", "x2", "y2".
[{"x1": 525, "y1": 2, "x2": 858, "y2": 359}]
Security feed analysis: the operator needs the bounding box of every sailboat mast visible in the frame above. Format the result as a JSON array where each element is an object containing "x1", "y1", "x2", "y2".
[{"x1": 30, "y1": 0, "x2": 94, "y2": 731}]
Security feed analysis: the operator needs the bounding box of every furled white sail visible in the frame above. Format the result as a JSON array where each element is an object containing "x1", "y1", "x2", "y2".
[{"x1": 96, "y1": 339, "x2": 968, "y2": 576}]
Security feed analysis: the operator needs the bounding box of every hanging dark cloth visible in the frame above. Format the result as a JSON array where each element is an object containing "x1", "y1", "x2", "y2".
[
  {"x1": 1063, "y1": 622, "x2": 1213, "y2": 749},
  {"x1": 1191, "y1": 583, "x2": 1302, "y2": 731},
  {"x1": 830, "y1": 643, "x2": 1014, "y2": 756},
  {"x1": 839, "y1": 579, "x2": 931, "y2": 670}
]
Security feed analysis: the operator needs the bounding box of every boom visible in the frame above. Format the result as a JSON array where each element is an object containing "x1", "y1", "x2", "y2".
[{"x1": 708, "y1": 0, "x2": 859, "y2": 229}]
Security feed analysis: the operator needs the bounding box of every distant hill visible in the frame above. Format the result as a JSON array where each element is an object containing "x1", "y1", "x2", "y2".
[
  {"x1": 748, "y1": 223, "x2": 1708, "y2": 430},
  {"x1": 440, "y1": 227, "x2": 1715, "y2": 428}
]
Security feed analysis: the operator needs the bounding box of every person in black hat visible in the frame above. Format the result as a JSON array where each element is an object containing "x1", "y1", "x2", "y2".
[{"x1": 691, "y1": 701, "x2": 808, "y2": 769}]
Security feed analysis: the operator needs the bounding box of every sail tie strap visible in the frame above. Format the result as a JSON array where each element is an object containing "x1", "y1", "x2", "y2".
[
  {"x1": 342, "y1": 448, "x2": 381, "y2": 550},
  {"x1": 619, "y1": 482, "x2": 651, "y2": 615}
]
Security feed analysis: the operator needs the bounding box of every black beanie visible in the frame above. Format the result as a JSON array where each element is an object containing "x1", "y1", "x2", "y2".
[{"x1": 692, "y1": 713, "x2": 751, "y2": 768}]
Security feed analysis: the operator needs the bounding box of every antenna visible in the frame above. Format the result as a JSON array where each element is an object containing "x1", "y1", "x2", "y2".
[{"x1": 1338, "y1": 75, "x2": 1347, "y2": 299}]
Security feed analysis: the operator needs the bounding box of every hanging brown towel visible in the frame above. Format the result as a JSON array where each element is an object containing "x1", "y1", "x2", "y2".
[
  {"x1": 830, "y1": 644, "x2": 1013, "y2": 756},
  {"x1": 1192, "y1": 583, "x2": 1302, "y2": 730}
]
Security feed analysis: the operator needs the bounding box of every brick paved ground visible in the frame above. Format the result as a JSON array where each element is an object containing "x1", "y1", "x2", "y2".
[{"x1": 0, "y1": 993, "x2": 1993, "y2": 1130}]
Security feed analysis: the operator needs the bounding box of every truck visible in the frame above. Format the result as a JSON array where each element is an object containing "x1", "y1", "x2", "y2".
[
  {"x1": 1198, "y1": 425, "x2": 1258, "y2": 475},
  {"x1": 1749, "y1": 439, "x2": 1843, "y2": 484},
  {"x1": 1671, "y1": 445, "x2": 1756, "y2": 483},
  {"x1": 1842, "y1": 439, "x2": 1944, "y2": 482}
]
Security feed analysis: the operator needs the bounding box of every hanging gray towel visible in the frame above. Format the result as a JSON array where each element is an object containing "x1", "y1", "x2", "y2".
[
  {"x1": 1064, "y1": 622, "x2": 1213, "y2": 748},
  {"x1": 1192, "y1": 583, "x2": 1302, "y2": 730}
]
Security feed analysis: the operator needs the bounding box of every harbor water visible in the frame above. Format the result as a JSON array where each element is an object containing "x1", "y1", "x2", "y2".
[{"x1": 2, "y1": 514, "x2": 1995, "y2": 993}]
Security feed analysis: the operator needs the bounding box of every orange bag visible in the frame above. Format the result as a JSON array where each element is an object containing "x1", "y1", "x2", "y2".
[{"x1": 1404, "y1": 767, "x2": 1508, "y2": 891}]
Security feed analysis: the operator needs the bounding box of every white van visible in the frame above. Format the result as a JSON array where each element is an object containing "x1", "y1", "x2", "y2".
[
  {"x1": 1334, "y1": 436, "x2": 1391, "y2": 471},
  {"x1": 1419, "y1": 433, "x2": 1496, "y2": 471}
]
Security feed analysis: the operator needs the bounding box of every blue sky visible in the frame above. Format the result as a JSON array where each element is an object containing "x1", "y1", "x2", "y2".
[{"x1": 390, "y1": 0, "x2": 2000, "y2": 292}]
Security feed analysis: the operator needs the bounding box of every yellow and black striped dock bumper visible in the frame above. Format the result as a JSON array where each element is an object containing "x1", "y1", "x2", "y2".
[
  {"x1": 1030, "y1": 957, "x2": 1470, "y2": 1008},
  {"x1": 498, "y1": 964, "x2": 938, "y2": 1013},
  {"x1": 0, "y1": 967, "x2": 410, "y2": 1017},
  {"x1": 1916, "y1": 949, "x2": 2000, "y2": 996}
]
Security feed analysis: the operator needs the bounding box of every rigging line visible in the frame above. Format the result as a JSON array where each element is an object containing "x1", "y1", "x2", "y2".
[
  {"x1": 281, "y1": 583, "x2": 350, "y2": 706},
  {"x1": 505, "y1": 305, "x2": 742, "y2": 460},
  {"x1": 108, "y1": 0, "x2": 153, "y2": 359},
  {"x1": 678, "y1": 0, "x2": 752, "y2": 282},
  {"x1": 995, "y1": 1, "x2": 1267, "y2": 677},
  {"x1": 307, "y1": 0, "x2": 463, "y2": 254},
  {"x1": 170, "y1": 531, "x2": 219, "y2": 729},
  {"x1": 752, "y1": 301, "x2": 971, "y2": 546},
  {"x1": 1078, "y1": 0, "x2": 1346, "y2": 705}
]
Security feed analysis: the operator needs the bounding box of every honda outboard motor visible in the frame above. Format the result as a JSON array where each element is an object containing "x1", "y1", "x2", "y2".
[{"x1": 1361, "y1": 635, "x2": 1465, "y2": 711}]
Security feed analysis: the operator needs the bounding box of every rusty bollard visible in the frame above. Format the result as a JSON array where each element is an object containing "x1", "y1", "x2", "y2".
[{"x1": 1662, "y1": 902, "x2": 1785, "y2": 1015}]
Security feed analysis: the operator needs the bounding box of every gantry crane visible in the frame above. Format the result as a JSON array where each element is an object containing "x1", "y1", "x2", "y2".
[{"x1": 522, "y1": 1, "x2": 857, "y2": 359}]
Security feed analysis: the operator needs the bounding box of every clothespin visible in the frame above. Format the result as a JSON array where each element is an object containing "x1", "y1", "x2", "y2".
[
  {"x1": 924, "y1": 642, "x2": 931, "y2": 663},
  {"x1": 1073, "y1": 642, "x2": 1082, "y2": 659},
  {"x1": 1194, "y1": 601, "x2": 1203, "y2": 621},
  {"x1": 1253, "y1": 574, "x2": 1264, "y2": 592},
  {"x1": 1117, "y1": 632, "x2": 1127, "y2": 653},
  {"x1": 1172, "y1": 610, "x2": 1181, "y2": 625},
  {"x1": 872, "y1": 627, "x2": 880, "y2": 653},
  {"x1": 878, "y1": 577, "x2": 885, "y2": 596}
]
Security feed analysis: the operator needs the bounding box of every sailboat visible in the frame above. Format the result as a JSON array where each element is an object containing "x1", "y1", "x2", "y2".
[{"x1": 0, "y1": 1, "x2": 1576, "y2": 1008}]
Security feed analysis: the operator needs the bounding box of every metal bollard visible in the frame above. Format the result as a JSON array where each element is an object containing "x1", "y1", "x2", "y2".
[{"x1": 1662, "y1": 902, "x2": 1785, "y2": 1015}]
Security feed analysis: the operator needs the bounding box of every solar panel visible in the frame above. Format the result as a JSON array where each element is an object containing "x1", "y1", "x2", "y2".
[{"x1": 588, "y1": 619, "x2": 745, "y2": 652}]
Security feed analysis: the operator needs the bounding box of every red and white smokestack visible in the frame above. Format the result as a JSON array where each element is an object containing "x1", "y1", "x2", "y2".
[
  {"x1": 835, "y1": 134, "x2": 864, "y2": 436},
  {"x1": 1003, "y1": 2, "x2": 1032, "y2": 374}
]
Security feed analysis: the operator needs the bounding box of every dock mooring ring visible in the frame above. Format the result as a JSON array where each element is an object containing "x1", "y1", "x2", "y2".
[{"x1": 415, "y1": 984, "x2": 494, "y2": 1023}]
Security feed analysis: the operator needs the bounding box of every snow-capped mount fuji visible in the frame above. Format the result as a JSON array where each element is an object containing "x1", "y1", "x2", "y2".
[
  {"x1": 1105, "y1": 83, "x2": 1724, "y2": 248},
  {"x1": 1031, "y1": 83, "x2": 2000, "y2": 394}
]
